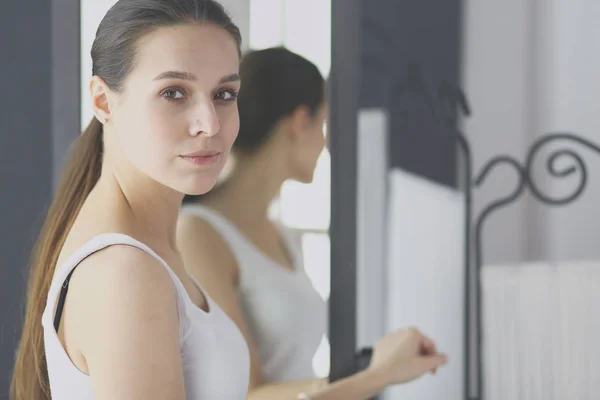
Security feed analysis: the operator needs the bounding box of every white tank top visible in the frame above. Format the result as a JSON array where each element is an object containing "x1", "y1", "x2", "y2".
[
  {"x1": 41, "y1": 233, "x2": 250, "y2": 399},
  {"x1": 180, "y1": 205, "x2": 327, "y2": 382}
]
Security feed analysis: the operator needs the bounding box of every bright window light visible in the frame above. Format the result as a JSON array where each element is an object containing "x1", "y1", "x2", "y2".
[
  {"x1": 249, "y1": 0, "x2": 284, "y2": 49},
  {"x1": 281, "y1": 0, "x2": 331, "y2": 76},
  {"x1": 302, "y1": 232, "x2": 331, "y2": 377},
  {"x1": 312, "y1": 335, "x2": 331, "y2": 378},
  {"x1": 280, "y1": 149, "x2": 331, "y2": 230},
  {"x1": 301, "y1": 232, "x2": 331, "y2": 301},
  {"x1": 249, "y1": 0, "x2": 331, "y2": 77}
]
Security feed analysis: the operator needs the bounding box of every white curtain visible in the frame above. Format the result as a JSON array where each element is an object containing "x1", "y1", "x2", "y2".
[{"x1": 482, "y1": 260, "x2": 600, "y2": 399}]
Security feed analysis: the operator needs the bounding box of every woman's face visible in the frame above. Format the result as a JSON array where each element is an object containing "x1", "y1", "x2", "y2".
[{"x1": 97, "y1": 23, "x2": 241, "y2": 195}]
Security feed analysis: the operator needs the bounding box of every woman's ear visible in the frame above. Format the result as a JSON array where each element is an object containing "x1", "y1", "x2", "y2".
[
  {"x1": 288, "y1": 105, "x2": 312, "y2": 141},
  {"x1": 89, "y1": 76, "x2": 112, "y2": 124}
]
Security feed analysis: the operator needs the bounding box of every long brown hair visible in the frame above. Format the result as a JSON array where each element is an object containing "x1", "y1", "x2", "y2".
[
  {"x1": 10, "y1": 118, "x2": 103, "y2": 399},
  {"x1": 234, "y1": 47, "x2": 324, "y2": 153},
  {"x1": 10, "y1": 1, "x2": 241, "y2": 399}
]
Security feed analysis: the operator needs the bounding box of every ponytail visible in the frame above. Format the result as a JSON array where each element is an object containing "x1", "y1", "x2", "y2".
[
  {"x1": 11, "y1": 0, "x2": 243, "y2": 396},
  {"x1": 10, "y1": 118, "x2": 103, "y2": 400}
]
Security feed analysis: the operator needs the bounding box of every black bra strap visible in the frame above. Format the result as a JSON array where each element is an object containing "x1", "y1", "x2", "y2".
[{"x1": 53, "y1": 268, "x2": 77, "y2": 332}]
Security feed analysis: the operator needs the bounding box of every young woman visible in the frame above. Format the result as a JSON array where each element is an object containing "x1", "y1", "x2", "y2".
[
  {"x1": 178, "y1": 47, "x2": 448, "y2": 400},
  {"x1": 10, "y1": 1, "x2": 250, "y2": 399}
]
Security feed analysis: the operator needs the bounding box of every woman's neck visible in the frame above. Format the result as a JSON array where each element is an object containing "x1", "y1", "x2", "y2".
[
  {"x1": 203, "y1": 152, "x2": 287, "y2": 226},
  {"x1": 95, "y1": 160, "x2": 183, "y2": 250}
]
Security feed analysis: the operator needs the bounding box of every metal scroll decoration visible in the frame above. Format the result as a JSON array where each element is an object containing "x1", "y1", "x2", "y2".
[
  {"x1": 470, "y1": 132, "x2": 600, "y2": 400},
  {"x1": 408, "y1": 67, "x2": 600, "y2": 400}
]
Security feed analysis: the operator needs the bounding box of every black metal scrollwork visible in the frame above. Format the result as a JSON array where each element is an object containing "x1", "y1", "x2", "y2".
[
  {"x1": 524, "y1": 133, "x2": 600, "y2": 205},
  {"x1": 382, "y1": 66, "x2": 600, "y2": 400},
  {"x1": 469, "y1": 132, "x2": 600, "y2": 400},
  {"x1": 471, "y1": 156, "x2": 526, "y2": 400}
]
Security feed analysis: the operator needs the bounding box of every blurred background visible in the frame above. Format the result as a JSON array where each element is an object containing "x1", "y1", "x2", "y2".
[{"x1": 2, "y1": 1, "x2": 599, "y2": 399}]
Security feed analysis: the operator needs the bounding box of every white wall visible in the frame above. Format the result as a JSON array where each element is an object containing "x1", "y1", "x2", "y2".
[
  {"x1": 384, "y1": 171, "x2": 465, "y2": 400},
  {"x1": 462, "y1": 0, "x2": 600, "y2": 265},
  {"x1": 80, "y1": 0, "x2": 251, "y2": 130},
  {"x1": 356, "y1": 109, "x2": 389, "y2": 350}
]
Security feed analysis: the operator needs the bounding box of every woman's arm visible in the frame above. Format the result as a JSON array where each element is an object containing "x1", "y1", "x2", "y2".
[
  {"x1": 245, "y1": 371, "x2": 387, "y2": 400},
  {"x1": 296, "y1": 328, "x2": 447, "y2": 400},
  {"x1": 249, "y1": 336, "x2": 445, "y2": 400},
  {"x1": 67, "y1": 246, "x2": 187, "y2": 400},
  {"x1": 302, "y1": 368, "x2": 388, "y2": 400},
  {"x1": 177, "y1": 217, "x2": 447, "y2": 400},
  {"x1": 246, "y1": 378, "x2": 327, "y2": 400}
]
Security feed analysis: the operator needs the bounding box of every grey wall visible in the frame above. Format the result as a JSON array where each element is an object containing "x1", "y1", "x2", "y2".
[
  {"x1": 217, "y1": 0, "x2": 250, "y2": 52},
  {"x1": 462, "y1": 0, "x2": 600, "y2": 266},
  {"x1": 0, "y1": 3, "x2": 51, "y2": 393},
  {"x1": 462, "y1": 1, "x2": 538, "y2": 266},
  {"x1": 0, "y1": 0, "x2": 80, "y2": 395}
]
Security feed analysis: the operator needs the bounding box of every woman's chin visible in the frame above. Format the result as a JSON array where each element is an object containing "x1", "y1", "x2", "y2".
[
  {"x1": 295, "y1": 172, "x2": 315, "y2": 184},
  {"x1": 178, "y1": 178, "x2": 218, "y2": 197}
]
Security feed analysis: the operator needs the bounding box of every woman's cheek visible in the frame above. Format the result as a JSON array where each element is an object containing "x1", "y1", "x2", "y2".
[{"x1": 221, "y1": 107, "x2": 240, "y2": 144}]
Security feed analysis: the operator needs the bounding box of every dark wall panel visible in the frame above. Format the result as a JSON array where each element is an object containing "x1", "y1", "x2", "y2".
[
  {"x1": 328, "y1": 0, "x2": 362, "y2": 383},
  {"x1": 360, "y1": 0, "x2": 463, "y2": 187},
  {"x1": 0, "y1": 0, "x2": 80, "y2": 395}
]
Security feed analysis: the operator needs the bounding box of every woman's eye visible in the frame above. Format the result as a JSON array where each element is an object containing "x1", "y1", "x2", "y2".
[
  {"x1": 215, "y1": 90, "x2": 239, "y2": 101},
  {"x1": 162, "y1": 89, "x2": 185, "y2": 100}
]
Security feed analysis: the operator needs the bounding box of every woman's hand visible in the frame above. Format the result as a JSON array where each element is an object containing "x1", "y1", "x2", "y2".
[{"x1": 368, "y1": 327, "x2": 448, "y2": 386}]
